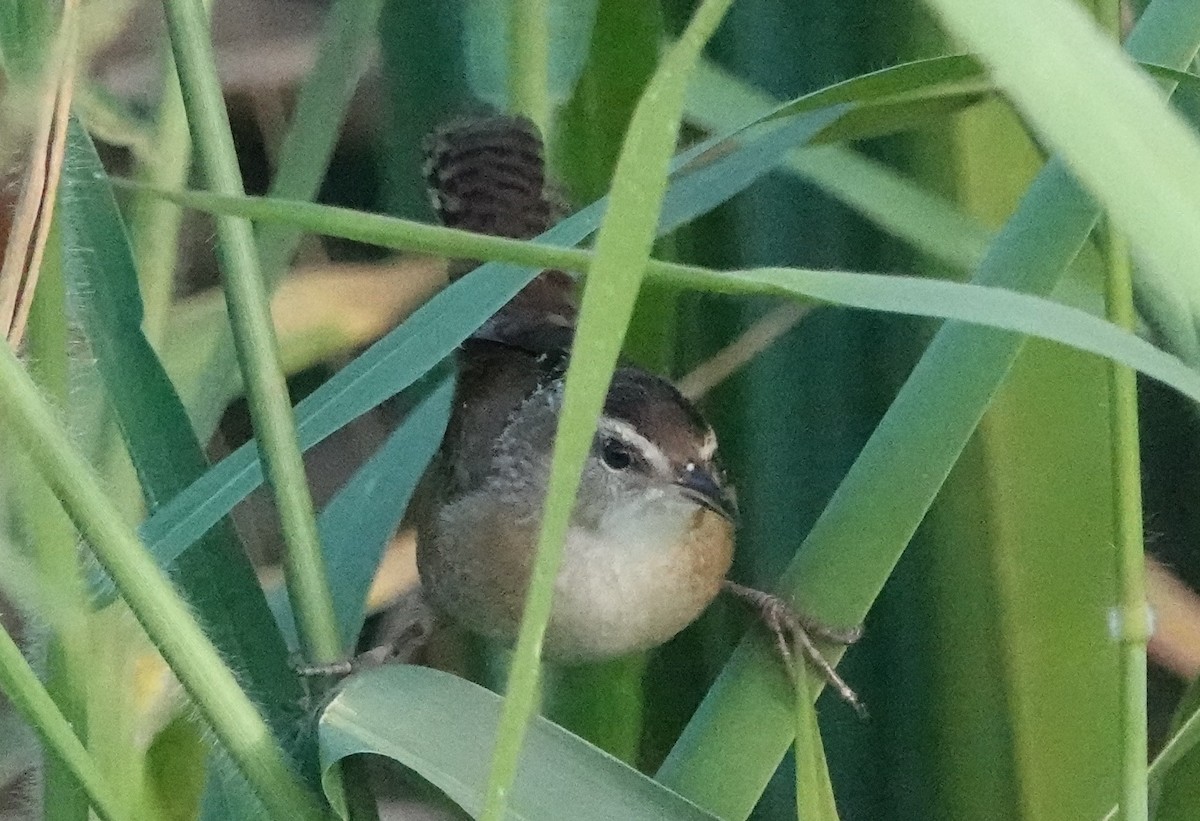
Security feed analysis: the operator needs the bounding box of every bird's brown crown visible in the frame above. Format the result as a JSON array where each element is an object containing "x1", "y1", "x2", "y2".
[{"x1": 601, "y1": 368, "x2": 718, "y2": 471}]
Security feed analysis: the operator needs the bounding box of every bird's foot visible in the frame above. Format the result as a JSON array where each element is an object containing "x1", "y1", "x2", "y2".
[
  {"x1": 293, "y1": 643, "x2": 404, "y2": 679},
  {"x1": 293, "y1": 606, "x2": 433, "y2": 680},
  {"x1": 723, "y1": 580, "x2": 866, "y2": 718}
]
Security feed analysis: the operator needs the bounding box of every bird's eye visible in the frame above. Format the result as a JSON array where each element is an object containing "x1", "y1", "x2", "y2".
[{"x1": 600, "y1": 438, "x2": 633, "y2": 470}]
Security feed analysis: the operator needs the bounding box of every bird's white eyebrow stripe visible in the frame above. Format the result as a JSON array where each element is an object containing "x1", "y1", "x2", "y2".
[
  {"x1": 698, "y1": 427, "x2": 717, "y2": 461},
  {"x1": 598, "y1": 418, "x2": 671, "y2": 474}
]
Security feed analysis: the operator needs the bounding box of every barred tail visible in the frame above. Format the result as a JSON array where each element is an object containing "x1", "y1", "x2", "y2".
[
  {"x1": 423, "y1": 115, "x2": 578, "y2": 349},
  {"x1": 424, "y1": 115, "x2": 554, "y2": 242}
]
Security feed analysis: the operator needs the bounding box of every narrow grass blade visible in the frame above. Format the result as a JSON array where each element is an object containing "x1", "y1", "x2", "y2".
[
  {"x1": 549, "y1": 0, "x2": 665, "y2": 762},
  {"x1": 256, "y1": 0, "x2": 386, "y2": 282},
  {"x1": 481, "y1": 1, "x2": 734, "y2": 817},
  {"x1": 0, "y1": 624, "x2": 130, "y2": 821},
  {"x1": 0, "y1": 341, "x2": 327, "y2": 819},
  {"x1": 792, "y1": 668, "x2": 838, "y2": 821},
  {"x1": 23, "y1": 212, "x2": 92, "y2": 821},
  {"x1": 268, "y1": 370, "x2": 454, "y2": 652},
  {"x1": 556, "y1": 0, "x2": 663, "y2": 204},
  {"x1": 659, "y1": 265, "x2": 1200, "y2": 404},
  {"x1": 686, "y1": 59, "x2": 992, "y2": 272},
  {"x1": 58, "y1": 119, "x2": 314, "y2": 778},
  {"x1": 161, "y1": 0, "x2": 343, "y2": 672},
  {"x1": 921, "y1": 0, "x2": 1200, "y2": 367},
  {"x1": 100, "y1": 176, "x2": 1200, "y2": 411},
  {"x1": 177, "y1": 0, "x2": 386, "y2": 440},
  {"x1": 762, "y1": 53, "x2": 988, "y2": 144},
  {"x1": 318, "y1": 666, "x2": 718, "y2": 821}
]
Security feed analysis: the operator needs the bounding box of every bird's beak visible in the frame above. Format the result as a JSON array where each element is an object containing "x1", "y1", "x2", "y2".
[{"x1": 676, "y1": 466, "x2": 739, "y2": 524}]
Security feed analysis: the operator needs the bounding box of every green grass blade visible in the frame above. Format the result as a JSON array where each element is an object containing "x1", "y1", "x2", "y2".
[
  {"x1": 24, "y1": 214, "x2": 92, "y2": 821},
  {"x1": 762, "y1": 53, "x2": 989, "y2": 143},
  {"x1": 267, "y1": 370, "x2": 454, "y2": 651},
  {"x1": 318, "y1": 666, "x2": 719, "y2": 821},
  {"x1": 256, "y1": 0, "x2": 386, "y2": 282},
  {"x1": 659, "y1": 264, "x2": 1200, "y2": 403},
  {"x1": 0, "y1": 341, "x2": 327, "y2": 820},
  {"x1": 922, "y1": 0, "x2": 1200, "y2": 367},
  {"x1": 0, "y1": 623, "x2": 130, "y2": 821},
  {"x1": 556, "y1": 0, "x2": 663, "y2": 204},
  {"x1": 655, "y1": 1, "x2": 1200, "y2": 816},
  {"x1": 173, "y1": 0, "x2": 384, "y2": 441},
  {"x1": 96, "y1": 182, "x2": 1200, "y2": 409},
  {"x1": 58, "y1": 119, "x2": 315, "y2": 779},
  {"x1": 686, "y1": 59, "x2": 992, "y2": 271},
  {"x1": 792, "y1": 668, "x2": 838, "y2": 821},
  {"x1": 549, "y1": 0, "x2": 665, "y2": 762},
  {"x1": 160, "y1": 0, "x2": 342, "y2": 669},
  {"x1": 481, "y1": 0, "x2": 734, "y2": 815}
]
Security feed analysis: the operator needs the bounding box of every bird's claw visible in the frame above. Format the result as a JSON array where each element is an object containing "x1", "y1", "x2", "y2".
[{"x1": 723, "y1": 581, "x2": 866, "y2": 718}]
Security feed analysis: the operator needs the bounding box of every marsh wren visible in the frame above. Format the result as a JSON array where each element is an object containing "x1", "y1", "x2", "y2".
[{"x1": 401, "y1": 117, "x2": 859, "y2": 707}]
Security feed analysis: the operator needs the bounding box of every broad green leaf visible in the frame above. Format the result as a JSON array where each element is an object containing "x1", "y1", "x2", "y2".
[
  {"x1": 58, "y1": 121, "x2": 313, "y2": 781},
  {"x1": 909, "y1": 80, "x2": 1115, "y2": 819},
  {"x1": 317, "y1": 665, "x2": 719, "y2": 821},
  {"x1": 268, "y1": 369, "x2": 454, "y2": 652},
  {"x1": 655, "y1": 1, "x2": 1200, "y2": 816}
]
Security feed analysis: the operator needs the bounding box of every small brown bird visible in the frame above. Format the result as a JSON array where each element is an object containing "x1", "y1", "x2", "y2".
[{"x1": 392, "y1": 116, "x2": 858, "y2": 707}]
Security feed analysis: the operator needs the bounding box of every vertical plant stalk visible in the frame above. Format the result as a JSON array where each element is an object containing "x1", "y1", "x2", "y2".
[
  {"x1": 1095, "y1": 5, "x2": 1149, "y2": 820},
  {"x1": 25, "y1": 221, "x2": 93, "y2": 821},
  {"x1": 0, "y1": 624, "x2": 129, "y2": 821},
  {"x1": 677, "y1": 302, "x2": 812, "y2": 400},
  {"x1": 1104, "y1": 217, "x2": 1148, "y2": 821},
  {"x1": 157, "y1": 0, "x2": 341, "y2": 667},
  {"x1": 0, "y1": 341, "x2": 326, "y2": 821},
  {"x1": 480, "y1": 1, "x2": 733, "y2": 819},
  {"x1": 508, "y1": 0, "x2": 551, "y2": 135}
]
